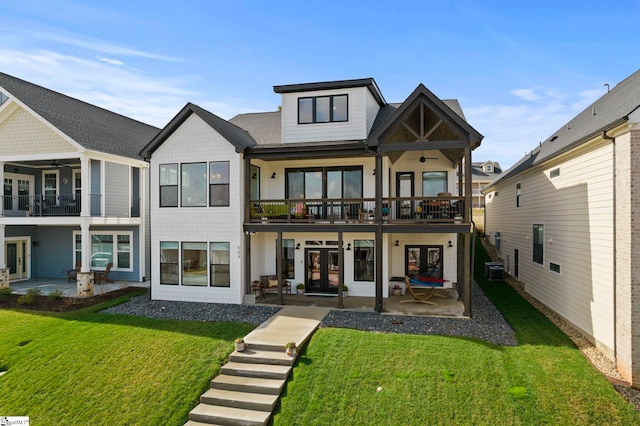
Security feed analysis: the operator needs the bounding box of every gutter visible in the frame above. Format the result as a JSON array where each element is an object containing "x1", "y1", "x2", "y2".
[{"x1": 602, "y1": 130, "x2": 616, "y2": 365}]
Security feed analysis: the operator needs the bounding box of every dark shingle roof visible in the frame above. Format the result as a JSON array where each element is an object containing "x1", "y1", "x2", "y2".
[
  {"x1": 229, "y1": 111, "x2": 281, "y2": 145},
  {"x1": 140, "y1": 103, "x2": 256, "y2": 158},
  {"x1": 273, "y1": 78, "x2": 386, "y2": 106},
  {"x1": 488, "y1": 68, "x2": 640, "y2": 188},
  {"x1": 0, "y1": 72, "x2": 159, "y2": 159}
]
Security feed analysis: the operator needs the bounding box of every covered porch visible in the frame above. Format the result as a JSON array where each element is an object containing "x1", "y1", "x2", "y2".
[{"x1": 5, "y1": 277, "x2": 146, "y2": 297}]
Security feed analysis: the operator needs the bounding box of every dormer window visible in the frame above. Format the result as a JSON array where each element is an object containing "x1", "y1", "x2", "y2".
[
  {"x1": 0, "y1": 91, "x2": 8, "y2": 107},
  {"x1": 298, "y1": 94, "x2": 348, "y2": 124},
  {"x1": 484, "y1": 164, "x2": 493, "y2": 173}
]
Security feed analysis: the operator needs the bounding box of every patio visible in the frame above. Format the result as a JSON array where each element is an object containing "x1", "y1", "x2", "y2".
[
  {"x1": 255, "y1": 288, "x2": 465, "y2": 318},
  {"x1": 7, "y1": 278, "x2": 148, "y2": 297}
]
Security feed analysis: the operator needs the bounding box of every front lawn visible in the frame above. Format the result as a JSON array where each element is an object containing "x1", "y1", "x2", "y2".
[{"x1": 0, "y1": 294, "x2": 254, "y2": 425}]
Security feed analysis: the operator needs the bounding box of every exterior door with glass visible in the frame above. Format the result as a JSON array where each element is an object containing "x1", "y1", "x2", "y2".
[
  {"x1": 3, "y1": 174, "x2": 34, "y2": 216},
  {"x1": 305, "y1": 248, "x2": 339, "y2": 293},
  {"x1": 5, "y1": 239, "x2": 29, "y2": 281},
  {"x1": 405, "y1": 245, "x2": 443, "y2": 279},
  {"x1": 396, "y1": 172, "x2": 414, "y2": 219}
]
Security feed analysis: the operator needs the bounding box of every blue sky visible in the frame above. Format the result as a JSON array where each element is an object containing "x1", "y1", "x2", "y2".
[{"x1": 0, "y1": 0, "x2": 638, "y2": 169}]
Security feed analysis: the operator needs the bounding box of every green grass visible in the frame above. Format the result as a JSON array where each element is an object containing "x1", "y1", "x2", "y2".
[
  {"x1": 274, "y1": 236, "x2": 640, "y2": 425},
  {"x1": 0, "y1": 291, "x2": 254, "y2": 425}
]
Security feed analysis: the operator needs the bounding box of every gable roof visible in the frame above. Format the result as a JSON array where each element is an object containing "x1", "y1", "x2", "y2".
[
  {"x1": 0, "y1": 72, "x2": 159, "y2": 159},
  {"x1": 229, "y1": 111, "x2": 281, "y2": 145},
  {"x1": 488, "y1": 68, "x2": 640, "y2": 189},
  {"x1": 140, "y1": 102, "x2": 257, "y2": 158},
  {"x1": 273, "y1": 78, "x2": 386, "y2": 106}
]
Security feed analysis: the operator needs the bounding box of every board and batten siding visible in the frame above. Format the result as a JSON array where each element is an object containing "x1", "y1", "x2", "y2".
[
  {"x1": 149, "y1": 113, "x2": 244, "y2": 304},
  {"x1": 485, "y1": 140, "x2": 615, "y2": 358},
  {"x1": 280, "y1": 87, "x2": 370, "y2": 143}
]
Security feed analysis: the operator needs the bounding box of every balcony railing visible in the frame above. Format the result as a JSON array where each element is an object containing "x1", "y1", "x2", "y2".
[
  {"x1": 1, "y1": 194, "x2": 141, "y2": 218},
  {"x1": 249, "y1": 196, "x2": 466, "y2": 224}
]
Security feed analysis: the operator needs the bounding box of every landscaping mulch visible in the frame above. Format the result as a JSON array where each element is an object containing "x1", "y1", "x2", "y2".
[{"x1": 0, "y1": 287, "x2": 144, "y2": 312}]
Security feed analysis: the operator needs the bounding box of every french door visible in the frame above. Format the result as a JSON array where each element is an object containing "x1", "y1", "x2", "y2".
[
  {"x1": 5, "y1": 238, "x2": 29, "y2": 281},
  {"x1": 396, "y1": 172, "x2": 414, "y2": 219},
  {"x1": 3, "y1": 174, "x2": 34, "y2": 216},
  {"x1": 405, "y1": 245, "x2": 443, "y2": 279},
  {"x1": 305, "y1": 248, "x2": 340, "y2": 293}
]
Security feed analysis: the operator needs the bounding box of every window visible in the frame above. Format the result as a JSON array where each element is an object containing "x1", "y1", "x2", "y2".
[
  {"x1": 277, "y1": 239, "x2": 295, "y2": 279},
  {"x1": 422, "y1": 171, "x2": 448, "y2": 196},
  {"x1": 160, "y1": 164, "x2": 178, "y2": 207},
  {"x1": 550, "y1": 262, "x2": 561, "y2": 273},
  {"x1": 298, "y1": 94, "x2": 348, "y2": 124},
  {"x1": 73, "y1": 170, "x2": 82, "y2": 200},
  {"x1": 160, "y1": 242, "x2": 179, "y2": 285},
  {"x1": 550, "y1": 168, "x2": 560, "y2": 178},
  {"x1": 181, "y1": 163, "x2": 207, "y2": 207},
  {"x1": 533, "y1": 224, "x2": 544, "y2": 264},
  {"x1": 182, "y1": 242, "x2": 207, "y2": 286},
  {"x1": 516, "y1": 183, "x2": 521, "y2": 207},
  {"x1": 43, "y1": 171, "x2": 58, "y2": 205},
  {"x1": 210, "y1": 242, "x2": 230, "y2": 287},
  {"x1": 209, "y1": 161, "x2": 230, "y2": 206},
  {"x1": 354, "y1": 240, "x2": 374, "y2": 281},
  {"x1": 73, "y1": 231, "x2": 133, "y2": 271},
  {"x1": 484, "y1": 164, "x2": 493, "y2": 173},
  {"x1": 0, "y1": 91, "x2": 7, "y2": 106}
]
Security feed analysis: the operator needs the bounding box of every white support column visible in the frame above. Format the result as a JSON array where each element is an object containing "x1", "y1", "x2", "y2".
[
  {"x1": 139, "y1": 166, "x2": 147, "y2": 281},
  {"x1": 80, "y1": 222, "x2": 91, "y2": 272},
  {"x1": 0, "y1": 162, "x2": 4, "y2": 217},
  {"x1": 81, "y1": 156, "x2": 90, "y2": 217}
]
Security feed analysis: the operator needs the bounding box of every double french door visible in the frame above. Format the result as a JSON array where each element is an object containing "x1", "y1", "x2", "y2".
[
  {"x1": 3, "y1": 174, "x2": 34, "y2": 216},
  {"x1": 405, "y1": 245, "x2": 443, "y2": 279},
  {"x1": 305, "y1": 248, "x2": 339, "y2": 293}
]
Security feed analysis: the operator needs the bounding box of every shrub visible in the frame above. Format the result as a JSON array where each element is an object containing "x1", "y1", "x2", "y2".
[
  {"x1": 0, "y1": 287, "x2": 12, "y2": 300},
  {"x1": 48, "y1": 289, "x2": 65, "y2": 300},
  {"x1": 17, "y1": 288, "x2": 42, "y2": 305}
]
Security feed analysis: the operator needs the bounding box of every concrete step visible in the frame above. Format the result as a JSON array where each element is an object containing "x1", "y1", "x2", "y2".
[
  {"x1": 201, "y1": 388, "x2": 278, "y2": 411},
  {"x1": 189, "y1": 403, "x2": 270, "y2": 426},
  {"x1": 211, "y1": 374, "x2": 285, "y2": 395},
  {"x1": 184, "y1": 420, "x2": 223, "y2": 426},
  {"x1": 230, "y1": 348, "x2": 294, "y2": 366},
  {"x1": 239, "y1": 342, "x2": 286, "y2": 352},
  {"x1": 221, "y1": 362, "x2": 291, "y2": 380}
]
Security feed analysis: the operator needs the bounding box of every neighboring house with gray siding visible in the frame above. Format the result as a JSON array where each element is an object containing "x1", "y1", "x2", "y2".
[
  {"x1": 0, "y1": 72, "x2": 159, "y2": 284},
  {"x1": 484, "y1": 68, "x2": 640, "y2": 386}
]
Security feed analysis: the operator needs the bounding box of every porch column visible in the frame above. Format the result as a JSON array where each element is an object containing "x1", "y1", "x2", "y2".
[
  {"x1": 464, "y1": 146, "x2": 472, "y2": 222},
  {"x1": 276, "y1": 232, "x2": 284, "y2": 305},
  {"x1": 80, "y1": 156, "x2": 90, "y2": 217},
  {"x1": 463, "y1": 232, "x2": 472, "y2": 317},
  {"x1": 337, "y1": 232, "x2": 344, "y2": 309},
  {"x1": 80, "y1": 222, "x2": 91, "y2": 272},
  {"x1": 375, "y1": 154, "x2": 384, "y2": 312}
]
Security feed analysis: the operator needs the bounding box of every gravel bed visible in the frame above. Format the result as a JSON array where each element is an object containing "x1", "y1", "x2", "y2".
[
  {"x1": 102, "y1": 281, "x2": 515, "y2": 347},
  {"x1": 320, "y1": 281, "x2": 517, "y2": 346},
  {"x1": 102, "y1": 295, "x2": 280, "y2": 324}
]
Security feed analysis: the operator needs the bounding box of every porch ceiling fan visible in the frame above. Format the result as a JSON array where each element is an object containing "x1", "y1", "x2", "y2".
[
  {"x1": 49, "y1": 160, "x2": 71, "y2": 168},
  {"x1": 408, "y1": 150, "x2": 438, "y2": 163}
]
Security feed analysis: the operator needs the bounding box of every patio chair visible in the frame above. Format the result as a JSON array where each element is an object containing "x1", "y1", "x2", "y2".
[
  {"x1": 66, "y1": 261, "x2": 81, "y2": 283},
  {"x1": 400, "y1": 275, "x2": 447, "y2": 305},
  {"x1": 94, "y1": 262, "x2": 114, "y2": 284}
]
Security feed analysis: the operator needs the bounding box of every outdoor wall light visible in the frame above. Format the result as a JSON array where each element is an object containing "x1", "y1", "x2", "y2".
[
  {"x1": 448, "y1": 241, "x2": 453, "y2": 248},
  {"x1": 395, "y1": 240, "x2": 399, "y2": 247},
  {"x1": 346, "y1": 243, "x2": 352, "y2": 251},
  {"x1": 271, "y1": 172, "x2": 276, "y2": 179},
  {"x1": 295, "y1": 243, "x2": 301, "y2": 250}
]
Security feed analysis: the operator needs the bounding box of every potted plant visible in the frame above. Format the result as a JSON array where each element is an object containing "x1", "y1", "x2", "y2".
[
  {"x1": 342, "y1": 284, "x2": 349, "y2": 297},
  {"x1": 234, "y1": 338, "x2": 246, "y2": 352},
  {"x1": 296, "y1": 283, "x2": 305, "y2": 295},
  {"x1": 285, "y1": 341, "x2": 297, "y2": 357}
]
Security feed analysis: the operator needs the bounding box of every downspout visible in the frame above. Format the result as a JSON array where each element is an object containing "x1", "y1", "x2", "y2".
[{"x1": 602, "y1": 130, "x2": 616, "y2": 364}]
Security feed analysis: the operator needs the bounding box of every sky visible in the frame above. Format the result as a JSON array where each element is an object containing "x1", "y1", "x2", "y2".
[{"x1": 0, "y1": 0, "x2": 638, "y2": 170}]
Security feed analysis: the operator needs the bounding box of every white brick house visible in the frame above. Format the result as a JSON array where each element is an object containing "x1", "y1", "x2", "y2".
[{"x1": 141, "y1": 78, "x2": 483, "y2": 315}]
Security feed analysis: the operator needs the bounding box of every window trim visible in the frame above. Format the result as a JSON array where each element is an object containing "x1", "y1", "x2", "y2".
[
  {"x1": 354, "y1": 239, "x2": 374, "y2": 282},
  {"x1": 550, "y1": 167, "x2": 560, "y2": 179},
  {"x1": 159, "y1": 163, "x2": 178, "y2": 207},
  {"x1": 159, "y1": 240, "x2": 231, "y2": 287},
  {"x1": 297, "y1": 94, "x2": 349, "y2": 124},
  {"x1": 180, "y1": 162, "x2": 207, "y2": 208},
  {"x1": 73, "y1": 230, "x2": 134, "y2": 272},
  {"x1": 42, "y1": 169, "x2": 60, "y2": 205},
  {"x1": 516, "y1": 183, "x2": 521, "y2": 207},
  {"x1": 533, "y1": 224, "x2": 544, "y2": 265},
  {"x1": 549, "y1": 262, "x2": 561, "y2": 274},
  {"x1": 209, "y1": 161, "x2": 230, "y2": 207}
]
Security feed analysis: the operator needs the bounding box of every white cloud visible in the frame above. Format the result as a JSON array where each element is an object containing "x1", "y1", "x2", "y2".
[
  {"x1": 96, "y1": 56, "x2": 124, "y2": 66},
  {"x1": 510, "y1": 88, "x2": 539, "y2": 101}
]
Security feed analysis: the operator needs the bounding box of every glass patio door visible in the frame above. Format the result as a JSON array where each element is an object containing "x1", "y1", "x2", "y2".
[
  {"x1": 396, "y1": 172, "x2": 414, "y2": 219},
  {"x1": 3, "y1": 174, "x2": 33, "y2": 216},
  {"x1": 405, "y1": 245, "x2": 442, "y2": 279},
  {"x1": 305, "y1": 248, "x2": 339, "y2": 293}
]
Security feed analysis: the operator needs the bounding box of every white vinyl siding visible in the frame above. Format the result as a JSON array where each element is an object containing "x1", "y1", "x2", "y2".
[
  {"x1": 485, "y1": 140, "x2": 615, "y2": 358},
  {"x1": 281, "y1": 87, "x2": 369, "y2": 144}
]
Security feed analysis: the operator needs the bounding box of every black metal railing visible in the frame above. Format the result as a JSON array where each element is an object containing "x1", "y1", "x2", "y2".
[{"x1": 1, "y1": 194, "x2": 140, "y2": 218}]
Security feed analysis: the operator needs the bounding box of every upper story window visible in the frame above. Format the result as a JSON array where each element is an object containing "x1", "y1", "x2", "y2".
[
  {"x1": 516, "y1": 183, "x2": 522, "y2": 207},
  {"x1": 484, "y1": 164, "x2": 493, "y2": 173},
  {"x1": 160, "y1": 161, "x2": 230, "y2": 208},
  {"x1": 422, "y1": 171, "x2": 448, "y2": 196},
  {"x1": 298, "y1": 94, "x2": 348, "y2": 124},
  {"x1": 0, "y1": 91, "x2": 8, "y2": 107},
  {"x1": 550, "y1": 167, "x2": 560, "y2": 179}
]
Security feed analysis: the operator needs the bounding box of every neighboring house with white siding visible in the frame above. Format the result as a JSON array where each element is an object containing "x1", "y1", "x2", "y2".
[
  {"x1": 457, "y1": 161, "x2": 502, "y2": 207},
  {"x1": 0, "y1": 72, "x2": 158, "y2": 284},
  {"x1": 140, "y1": 78, "x2": 483, "y2": 315},
  {"x1": 483, "y1": 68, "x2": 640, "y2": 386}
]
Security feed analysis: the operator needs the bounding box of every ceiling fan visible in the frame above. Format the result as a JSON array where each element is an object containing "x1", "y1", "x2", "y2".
[
  {"x1": 408, "y1": 150, "x2": 438, "y2": 163},
  {"x1": 49, "y1": 160, "x2": 71, "y2": 168}
]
